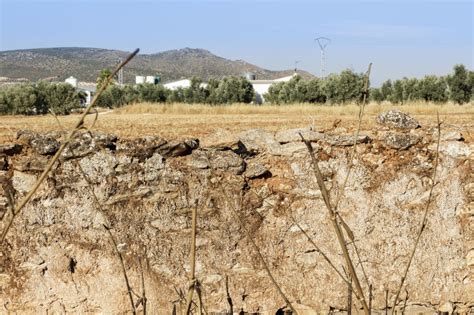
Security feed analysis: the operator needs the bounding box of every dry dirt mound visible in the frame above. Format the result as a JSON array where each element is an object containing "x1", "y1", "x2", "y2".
[{"x1": 0, "y1": 123, "x2": 472, "y2": 314}]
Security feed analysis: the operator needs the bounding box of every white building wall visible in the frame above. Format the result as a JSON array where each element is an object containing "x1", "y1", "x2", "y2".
[{"x1": 252, "y1": 83, "x2": 272, "y2": 104}]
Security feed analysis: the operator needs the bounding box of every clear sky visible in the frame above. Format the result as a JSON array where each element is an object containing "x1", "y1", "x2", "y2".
[{"x1": 0, "y1": 0, "x2": 473, "y2": 85}]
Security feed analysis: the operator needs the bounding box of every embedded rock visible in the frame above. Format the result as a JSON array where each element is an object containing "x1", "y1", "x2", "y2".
[
  {"x1": 274, "y1": 128, "x2": 324, "y2": 144},
  {"x1": 376, "y1": 110, "x2": 420, "y2": 129},
  {"x1": 384, "y1": 132, "x2": 420, "y2": 150}
]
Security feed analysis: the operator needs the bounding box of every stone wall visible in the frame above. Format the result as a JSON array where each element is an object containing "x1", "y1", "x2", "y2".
[{"x1": 0, "y1": 116, "x2": 472, "y2": 314}]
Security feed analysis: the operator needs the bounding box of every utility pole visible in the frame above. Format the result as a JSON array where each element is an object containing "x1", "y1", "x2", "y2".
[
  {"x1": 315, "y1": 37, "x2": 331, "y2": 79},
  {"x1": 117, "y1": 57, "x2": 124, "y2": 85},
  {"x1": 294, "y1": 60, "x2": 300, "y2": 73}
]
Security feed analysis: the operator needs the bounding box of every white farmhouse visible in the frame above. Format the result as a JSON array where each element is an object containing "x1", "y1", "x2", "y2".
[
  {"x1": 164, "y1": 79, "x2": 208, "y2": 90},
  {"x1": 65, "y1": 76, "x2": 96, "y2": 106},
  {"x1": 250, "y1": 74, "x2": 296, "y2": 104}
]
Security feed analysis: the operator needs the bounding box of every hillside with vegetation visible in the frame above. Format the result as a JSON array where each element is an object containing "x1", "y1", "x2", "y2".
[{"x1": 0, "y1": 47, "x2": 312, "y2": 83}]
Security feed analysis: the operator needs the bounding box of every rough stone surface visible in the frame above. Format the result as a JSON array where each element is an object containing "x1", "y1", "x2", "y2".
[
  {"x1": 188, "y1": 149, "x2": 245, "y2": 175},
  {"x1": 244, "y1": 162, "x2": 269, "y2": 179},
  {"x1": 238, "y1": 129, "x2": 282, "y2": 155},
  {"x1": 0, "y1": 127, "x2": 472, "y2": 314},
  {"x1": 17, "y1": 130, "x2": 60, "y2": 155},
  {"x1": 376, "y1": 110, "x2": 421, "y2": 129},
  {"x1": 384, "y1": 132, "x2": 420, "y2": 150},
  {"x1": 274, "y1": 128, "x2": 324, "y2": 144},
  {"x1": 325, "y1": 134, "x2": 371, "y2": 146}
]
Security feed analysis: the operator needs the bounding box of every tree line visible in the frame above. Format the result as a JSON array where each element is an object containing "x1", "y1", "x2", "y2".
[
  {"x1": 0, "y1": 64, "x2": 472, "y2": 115},
  {"x1": 0, "y1": 81, "x2": 83, "y2": 115},
  {"x1": 96, "y1": 76, "x2": 255, "y2": 107},
  {"x1": 265, "y1": 64, "x2": 473, "y2": 105}
]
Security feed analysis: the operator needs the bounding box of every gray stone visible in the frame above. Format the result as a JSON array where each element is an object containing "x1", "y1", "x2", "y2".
[
  {"x1": 144, "y1": 153, "x2": 165, "y2": 181},
  {"x1": 188, "y1": 150, "x2": 245, "y2": 174},
  {"x1": 430, "y1": 142, "x2": 471, "y2": 158},
  {"x1": 238, "y1": 129, "x2": 282, "y2": 155},
  {"x1": 376, "y1": 110, "x2": 420, "y2": 129},
  {"x1": 156, "y1": 138, "x2": 199, "y2": 158},
  {"x1": 441, "y1": 130, "x2": 464, "y2": 141},
  {"x1": 384, "y1": 132, "x2": 420, "y2": 150},
  {"x1": 12, "y1": 170, "x2": 37, "y2": 193},
  {"x1": 274, "y1": 128, "x2": 324, "y2": 143},
  {"x1": 325, "y1": 134, "x2": 371, "y2": 146},
  {"x1": 244, "y1": 162, "x2": 269, "y2": 179}
]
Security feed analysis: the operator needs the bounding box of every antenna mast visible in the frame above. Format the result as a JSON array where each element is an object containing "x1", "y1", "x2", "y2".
[
  {"x1": 117, "y1": 57, "x2": 124, "y2": 85},
  {"x1": 294, "y1": 60, "x2": 300, "y2": 73},
  {"x1": 315, "y1": 37, "x2": 331, "y2": 79}
]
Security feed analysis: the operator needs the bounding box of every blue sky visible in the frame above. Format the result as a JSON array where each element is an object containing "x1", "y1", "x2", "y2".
[{"x1": 0, "y1": 0, "x2": 472, "y2": 85}]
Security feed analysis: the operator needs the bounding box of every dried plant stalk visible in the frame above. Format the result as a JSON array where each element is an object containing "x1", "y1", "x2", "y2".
[
  {"x1": 391, "y1": 114, "x2": 441, "y2": 313},
  {"x1": 209, "y1": 167, "x2": 299, "y2": 315},
  {"x1": 0, "y1": 48, "x2": 139, "y2": 243},
  {"x1": 300, "y1": 133, "x2": 369, "y2": 314},
  {"x1": 185, "y1": 205, "x2": 198, "y2": 314}
]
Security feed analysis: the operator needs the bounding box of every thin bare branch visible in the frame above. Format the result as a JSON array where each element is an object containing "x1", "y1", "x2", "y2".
[
  {"x1": 0, "y1": 48, "x2": 139, "y2": 244},
  {"x1": 185, "y1": 205, "x2": 198, "y2": 314},
  {"x1": 299, "y1": 133, "x2": 369, "y2": 314}
]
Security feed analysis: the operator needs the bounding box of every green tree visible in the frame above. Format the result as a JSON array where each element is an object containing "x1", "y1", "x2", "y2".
[
  {"x1": 96, "y1": 68, "x2": 114, "y2": 91},
  {"x1": 369, "y1": 88, "x2": 384, "y2": 103},
  {"x1": 418, "y1": 75, "x2": 448, "y2": 103},
  {"x1": 447, "y1": 64, "x2": 471, "y2": 104},
  {"x1": 380, "y1": 80, "x2": 393, "y2": 102},
  {"x1": 391, "y1": 80, "x2": 404, "y2": 104},
  {"x1": 36, "y1": 82, "x2": 81, "y2": 114}
]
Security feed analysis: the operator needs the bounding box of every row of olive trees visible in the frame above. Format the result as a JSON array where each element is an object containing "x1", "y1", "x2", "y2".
[
  {"x1": 0, "y1": 81, "x2": 83, "y2": 115},
  {"x1": 264, "y1": 70, "x2": 366, "y2": 104},
  {"x1": 371, "y1": 64, "x2": 473, "y2": 104},
  {"x1": 96, "y1": 76, "x2": 255, "y2": 107},
  {"x1": 264, "y1": 64, "x2": 473, "y2": 105}
]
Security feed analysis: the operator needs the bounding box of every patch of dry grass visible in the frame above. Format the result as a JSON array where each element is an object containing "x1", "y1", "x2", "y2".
[
  {"x1": 0, "y1": 102, "x2": 472, "y2": 143},
  {"x1": 115, "y1": 101, "x2": 474, "y2": 116}
]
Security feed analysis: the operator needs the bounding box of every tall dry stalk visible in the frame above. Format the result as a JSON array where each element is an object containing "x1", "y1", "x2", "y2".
[
  {"x1": 300, "y1": 134, "x2": 369, "y2": 314},
  {"x1": 185, "y1": 205, "x2": 198, "y2": 314},
  {"x1": 390, "y1": 114, "x2": 441, "y2": 313},
  {"x1": 0, "y1": 48, "x2": 140, "y2": 243}
]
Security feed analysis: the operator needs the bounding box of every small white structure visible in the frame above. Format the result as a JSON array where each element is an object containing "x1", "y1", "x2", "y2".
[
  {"x1": 164, "y1": 79, "x2": 191, "y2": 90},
  {"x1": 65, "y1": 76, "x2": 78, "y2": 88},
  {"x1": 164, "y1": 79, "x2": 208, "y2": 90},
  {"x1": 250, "y1": 74, "x2": 296, "y2": 104},
  {"x1": 135, "y1": 76, "x2": 145, "y2": 84},
  {"x1": 65, "y1": 76, "x2": 95, "y2": 106},
  {"x1": 145, "y1": 76, "x2": 156, "y2": 84}
]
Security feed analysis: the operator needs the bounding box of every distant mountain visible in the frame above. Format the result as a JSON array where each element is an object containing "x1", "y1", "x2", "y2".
[{"x1": 0, "y1": 47, "x2": 313, "y2": 83}]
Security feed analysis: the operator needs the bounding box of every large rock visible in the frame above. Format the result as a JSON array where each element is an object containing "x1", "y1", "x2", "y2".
[
  {"x1": 17, "y1": 130, "x2": 59, "y2": 155},
  {"x1": 384, "y1": 132, "x2": 420, "y2": 150},
  {"x1": 325, "y1": 134, "x2": 371, "y2": 146},
  {"x1": 274, "y1": 128, "x2": 324, "y2": 144},
  {"x1": 62, "y1": 132, "x2": 117, "y2": 159},
  {"x1": 238, "y1": 129, "x2": 281, "y2": 155},
  {"x1": 188, "y1": 149, "x2": 245, "y2": 174},
  {"x1": 430, "y1": 141, "x2": 471, "y2": 158},
  {"x1": 376, "y1": 110, "x2": 420, "y2": 129}
]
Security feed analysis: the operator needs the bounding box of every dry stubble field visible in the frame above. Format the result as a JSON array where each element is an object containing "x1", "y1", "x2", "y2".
[{"x1": 0, "y1": 102, "x2": 473, "y2": 143}]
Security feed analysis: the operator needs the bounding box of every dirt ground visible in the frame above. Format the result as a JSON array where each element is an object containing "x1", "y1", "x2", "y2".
[{"x1": 0, "y1": 103, "x2": 473, "y2": 143}]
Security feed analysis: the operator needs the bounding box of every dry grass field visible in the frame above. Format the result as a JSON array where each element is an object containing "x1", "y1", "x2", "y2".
[{"x1": 0, "y1": 102, "x2": 473, "y2": 143}]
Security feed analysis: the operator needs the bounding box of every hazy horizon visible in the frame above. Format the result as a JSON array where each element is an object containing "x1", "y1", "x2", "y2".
[{"x1": 1, "y1": 0, "x2": 473, "y2": 86}]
